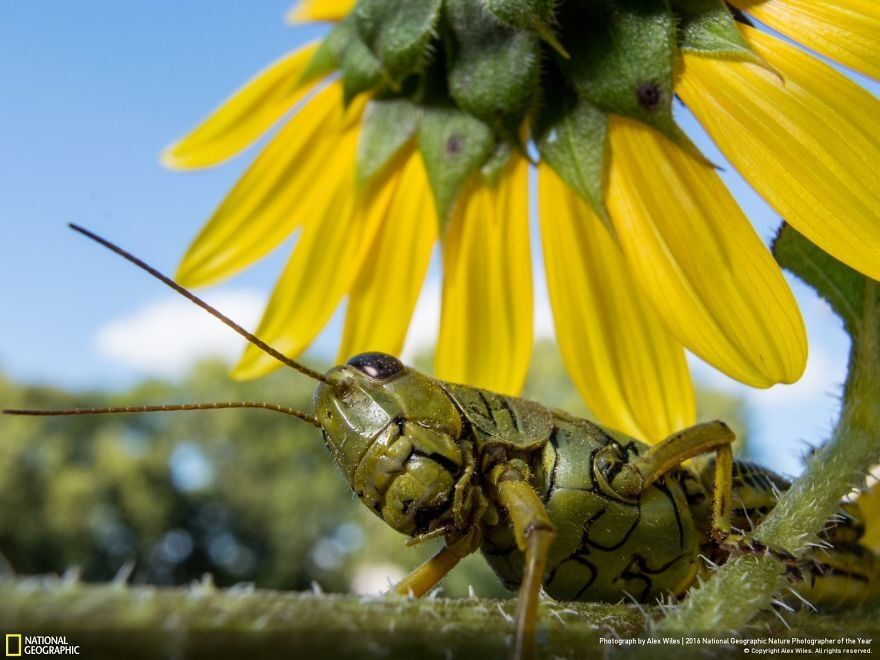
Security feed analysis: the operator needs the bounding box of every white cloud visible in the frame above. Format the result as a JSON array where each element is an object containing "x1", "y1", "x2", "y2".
[
  {"x1": 748, "y1": 349, "x2": 842, "y2": 408},
  {"x1": 686, "y1": 341, "x2": 844, "y2": 410},
  {"x1": 94, "y1": 288, "x2": 267, "y2": 378}
]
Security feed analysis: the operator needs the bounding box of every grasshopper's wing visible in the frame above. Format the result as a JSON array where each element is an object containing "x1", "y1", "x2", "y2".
[{"x1": 438, "y1": 382, "x2": 553, "y2": 452}]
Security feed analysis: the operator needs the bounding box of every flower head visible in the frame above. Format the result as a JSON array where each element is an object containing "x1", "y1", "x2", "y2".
[{"x1": 163, "y1": 0, "x2": 879, "y2": 443}]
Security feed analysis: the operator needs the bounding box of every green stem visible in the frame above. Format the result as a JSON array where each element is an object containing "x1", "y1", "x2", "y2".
[
  {"x1": 0, "y1": 577, "x2": 644, "y2": 659},
  {"x1": 2, "y1": 577, "x2": 878, "y2": 659},
  {"x1": 657, "y1": 282, "x2": 880, "y2": 633}
]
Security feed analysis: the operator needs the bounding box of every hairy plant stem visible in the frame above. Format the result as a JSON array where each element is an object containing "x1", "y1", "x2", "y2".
[
  {"x1": 1, "y1": 577, "x2": 878, "y2": 659},
  {"x1": 657, "y1": 282, "x2": 880, "y2": 633}
]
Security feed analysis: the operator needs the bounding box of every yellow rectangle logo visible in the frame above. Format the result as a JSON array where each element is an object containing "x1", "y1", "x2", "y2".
[{"x1": 5, "y1": 634, "x2": 22, "y2": 657}]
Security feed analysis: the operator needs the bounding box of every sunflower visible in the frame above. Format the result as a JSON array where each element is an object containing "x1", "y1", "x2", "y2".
[{"x1": 163, "y1": 0, "x2": 879, "y2": 444}]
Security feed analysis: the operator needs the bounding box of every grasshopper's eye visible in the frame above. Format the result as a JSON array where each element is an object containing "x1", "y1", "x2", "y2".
[{"x1": 346, "y1": 352, "x2": 404, "y2": 380}]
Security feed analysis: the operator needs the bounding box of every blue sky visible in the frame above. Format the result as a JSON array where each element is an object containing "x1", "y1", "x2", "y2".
[
  {"x1": 0, "y1": 2, "x2": 320, "y2": 382},
  {"x1": 1, "y1": 3, "x2": 875, "y2": 475}
]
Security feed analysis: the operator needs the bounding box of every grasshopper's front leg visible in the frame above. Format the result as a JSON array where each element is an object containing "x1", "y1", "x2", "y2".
[
  {"x1": 489, "y1": 460, "x2": 556, "y2": 660},
  {"x1": 393, "y1": 539, "x2": 476, "y2": 597},
  {"x1": 393, "y1": 444, "x2": 484, "y2": 598}
]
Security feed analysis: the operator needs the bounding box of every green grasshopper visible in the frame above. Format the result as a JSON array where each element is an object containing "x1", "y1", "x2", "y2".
[{"x1": 5, "y1": 226, "x2": 879, "y2": 659}]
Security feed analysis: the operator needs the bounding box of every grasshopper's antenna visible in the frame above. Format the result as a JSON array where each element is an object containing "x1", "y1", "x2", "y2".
[
  {"x1": 3, "y1": 402, "x2": 321, "y2": 428},
  {"x1": 68, "y1": 224, "x2": 329, "y2": 384}
]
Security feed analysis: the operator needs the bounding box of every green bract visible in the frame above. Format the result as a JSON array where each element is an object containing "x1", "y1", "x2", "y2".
[
  {"x1": 532, "y1": 84, "x2": 609, "y2": 229},
  {"x1": 305, "y1": 0, "x2": 758, "y2": 228},
  {"x1": 419, "y1": 104, "x2": 494, "y2": 221},
  {"x1": 357, "y1": 97, "x2": 422, "y2": 183},
  {"x1": 355, "y1": 0, "x2": 443, "y2": 79}
]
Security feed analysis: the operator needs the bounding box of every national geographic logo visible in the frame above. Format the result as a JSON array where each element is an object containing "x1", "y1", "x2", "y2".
[
  {"x1": 4, "y1": 635, "x2": 79, "y2": 656},
  {"x1": 4, "y1": 635, "x2": 21, "y2": 657}
]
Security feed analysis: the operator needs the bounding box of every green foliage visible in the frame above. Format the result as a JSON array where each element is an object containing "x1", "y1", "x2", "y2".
[{"x1": 0, "y1": 363, "x2": 354, "y2": 590}]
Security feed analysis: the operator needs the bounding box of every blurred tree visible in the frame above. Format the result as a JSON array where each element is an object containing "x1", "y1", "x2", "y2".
[{"x1": 0, "y1": 342, "x2": 747, "y2": 599}]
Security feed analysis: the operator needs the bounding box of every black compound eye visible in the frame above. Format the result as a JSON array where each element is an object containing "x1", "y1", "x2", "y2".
[{"x1": 346, "y1": 352, "x2": 404, "y2": 380}]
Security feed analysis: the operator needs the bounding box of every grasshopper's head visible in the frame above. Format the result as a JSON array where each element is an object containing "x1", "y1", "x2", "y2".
[
  {"x1": 4, "y1": 228, "x2": 467, "y2": 538},
  {"x1": 314, "y1": 352, "x2": 465, "y2": 535}
]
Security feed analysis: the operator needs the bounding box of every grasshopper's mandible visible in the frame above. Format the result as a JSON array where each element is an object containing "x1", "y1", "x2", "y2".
[{"x1": 6, "y1": 226, "x2": 879, "y2": 660}]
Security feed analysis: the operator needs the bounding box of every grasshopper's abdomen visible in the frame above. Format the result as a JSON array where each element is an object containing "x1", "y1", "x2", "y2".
[
  {"x1": 799, "y1": 544, "x2": 880, "y2": 608},
  {"x1": 480, "y1": 411, "x2": 702, "y2": 603},
  {"x1": 691, "y1": 457, "x2": 880, "y2": 609}
]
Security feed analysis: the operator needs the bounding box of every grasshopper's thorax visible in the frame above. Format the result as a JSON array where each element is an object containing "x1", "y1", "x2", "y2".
[{"x1": 314, "y1": 353, "x2": 473, "y2": 537}]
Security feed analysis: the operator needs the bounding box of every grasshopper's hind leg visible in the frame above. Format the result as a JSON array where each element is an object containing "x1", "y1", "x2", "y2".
[
  {"x1": 603, "y1": 421, "x2": 793, "y2": 563},
  {"x1": 695, "y1": 457, "x2": 804, "y2": 569},
  {"x1": 607, "y1": 421, "x2": 737, "y2": 540},
  {"x1": 489, "y1": 461, "x2": 556, "y2": 660}
]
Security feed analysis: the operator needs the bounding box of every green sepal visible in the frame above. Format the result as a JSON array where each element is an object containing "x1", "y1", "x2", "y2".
[
  {"x1": 297, "y1": 18, "x2": 354, "y2": 85},
  {"x1": 356, "y1": 97, "x2": 422, "y2": 184},
  {"x1": 485, "y1": 0, "x2": 569, "y2": 58},
  {"x1": 671, "y1": 0, "x2": 760, "y2": 62},
  {"x1": 563, "y1": 0, "x2": 680, "y2": 142},
  {"x1": 341, "y1": 34, "x2": 384, "y2": 104},
  {"x1": 480, "y1": 140, "x2": 514, "y2": 184},
  {"x1": 354, "y1": 0, "x2": 443, "y2": 80},
  {"x1": 418, "y1": 105, "x2": 494, "y2": 229},
  {"x1": 533, "y1": 87, "x2": 611, "y2": 228},
  {"x1": 444, "y1": 0, "x2": 541, "y2": 128},
  {"x1": 773, "y1": 224, "x2": 871, "y2": 339}
]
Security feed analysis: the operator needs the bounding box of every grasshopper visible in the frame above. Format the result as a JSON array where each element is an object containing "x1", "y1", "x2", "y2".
[{"x1": 5, "y1": 225, "x2": 879, "y2": 659}]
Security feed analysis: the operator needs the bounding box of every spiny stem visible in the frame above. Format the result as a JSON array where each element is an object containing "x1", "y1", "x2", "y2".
[{"x1": 656, "y1": 282, "x2": 880, "y2": 633}]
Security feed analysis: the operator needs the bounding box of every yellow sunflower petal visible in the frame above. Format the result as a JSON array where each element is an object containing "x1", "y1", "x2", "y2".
[
  {"x1": 435, "y1": 157, "x2": 532, "y2": 395},
  {"x1": 338, "y1": 149, "x2": 437, "y2": 361},
  {"x1": 176, "y1": 85, "x2": 367, "y2": 288},
  {"x1": 678, "y1": 25, "x2": 880, "y2": 281},
  {"x1": 162, "y1": 42, "x2": 320, "y2": 169},
  {"x1": 231, "y1": 161, "x2": 398, "y2": 380},
  {"x1": 607, "y1": 116, "x2": 807, "y2": 388},
  {"x1": 539, "y1": 165, "x2": 695, "y2": 443},
  {"x1": 286, "y1": 0, "x2": 355, "y2": 23},
  {"x1": 731, "y1": 0, "x2": 880, "y2": 81}
]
